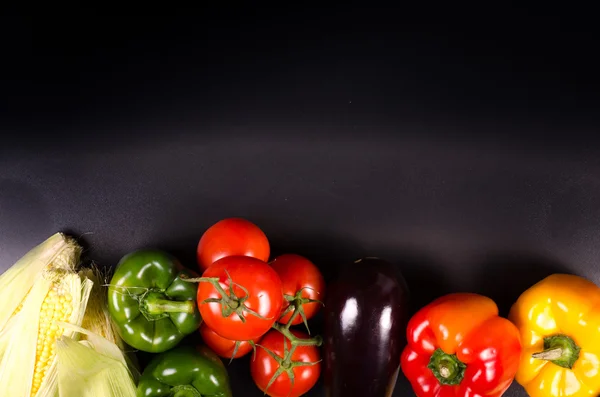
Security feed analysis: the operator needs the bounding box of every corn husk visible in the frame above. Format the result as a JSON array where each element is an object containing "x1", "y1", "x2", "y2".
[
  {"x1": 77, "y1": 265, "x2": 140, "y2": 382},
  {"x1": 79, "y1": 266, "x2": 124, "y2": 350},
  {"x1": 0, "y1": 233, "x2": 82, "y2": 334},
  {"x1": 0, "y1": 233, "x2": 91, "y2": 396},
  {"x1": 56, "y1": 324, "x2": 137, "y2": 397},
  {"x1": 0, "y1": 233, "x2": 83, "y2": 361},
  {"x1": 0, "y1": 257, "x2": 92, "y2": 396}
]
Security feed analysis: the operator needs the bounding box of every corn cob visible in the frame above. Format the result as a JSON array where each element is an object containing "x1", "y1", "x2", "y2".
[{"x1": 0, "y1": 233, "x2": 92, "y2": 397}]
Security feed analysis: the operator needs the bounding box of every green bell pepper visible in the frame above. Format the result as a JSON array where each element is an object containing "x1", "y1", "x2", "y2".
[
  {"x1": 108, "y1": 249, "x2": 202, "y2": 353},
  {"x1": 137, "y1": 345, "x2": 233, "y2": 397}
]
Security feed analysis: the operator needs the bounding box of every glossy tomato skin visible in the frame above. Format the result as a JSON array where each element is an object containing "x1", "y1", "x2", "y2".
[
  {"x1": 251, "y1": 329, "x2": 321, "y2": 397},
  {"x1": 270, "y1": 254, "x2": 325, "y2": 325},
  {"x1": 198, "y1": 255, "x2": 283, "y2": 341},
  {"x1": 199, "y1": 322, "x2": 259, "y2": 359},
  {"x1": 197, "y1": 218, "x2": 270, "y2": 271}
]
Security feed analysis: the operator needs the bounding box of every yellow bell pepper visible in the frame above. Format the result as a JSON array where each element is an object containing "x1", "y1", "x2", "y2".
[{"x1": 508, "y1": 273, "x2": 600, "y2": 397}]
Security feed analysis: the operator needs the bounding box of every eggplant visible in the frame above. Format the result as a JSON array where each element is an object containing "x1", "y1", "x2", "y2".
[{"x1": 323, "y1": 257, "x2": 409, "y2": 397}]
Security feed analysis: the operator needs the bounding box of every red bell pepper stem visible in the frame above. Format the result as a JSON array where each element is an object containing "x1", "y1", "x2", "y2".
[{"x1": 427, "y1": 348, "x2": 467, "y2": 386}]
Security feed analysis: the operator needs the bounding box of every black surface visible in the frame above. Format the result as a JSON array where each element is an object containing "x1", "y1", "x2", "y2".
[{"x1": 1, "y1": 12, "x2": 600, "y2": 396}]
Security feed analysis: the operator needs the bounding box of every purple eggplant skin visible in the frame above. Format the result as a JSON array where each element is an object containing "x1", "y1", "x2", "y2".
[{"x1": 323, "y1": 257, "x2": 410, "y2": 397}]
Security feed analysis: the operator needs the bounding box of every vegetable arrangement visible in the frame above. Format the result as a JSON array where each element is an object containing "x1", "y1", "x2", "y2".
[
  {"x1": 1, "y1": 220, "x2": 599, "y2": 397},
  {"x1": 187, "y1": 219, "x2": 325, "y2": 397}
]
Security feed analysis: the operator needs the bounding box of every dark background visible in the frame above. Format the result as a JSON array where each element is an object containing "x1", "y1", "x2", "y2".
[{"x1": 1, "y1": 10, "x2": 599, "y2": 396}]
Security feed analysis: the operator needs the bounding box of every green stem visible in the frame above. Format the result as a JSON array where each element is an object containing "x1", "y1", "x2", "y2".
[
  {"x1": 271, "y1": 322, "x2": 323, "y2": 347},
  {"x1": 281, "y1": 345, "x2": 298, "y2": 369},
  {"x1": 227, "y1": 299, "x2": 240, "y2": 310},
  {"x1": 145, "y1": 298, "x2": 195, "y2": 315},
  {"x1": 285, "y1": 304, "x2": 300, "y2": 327},
  {"x1": 427, "y1": 348, "x2": 467, "y2": 386},
  {"x1": 171, "y1": 385, "x2": 202, "y2": 397},
  {"x1": 280, "y1": 288, "x2": 324, "y2": 335},
  {"x1": 532, "y1": 334, "x2": 580, "y2": 369},
  {"x1": 184, "y1": 276, "x2": 234, "y2": 303}
]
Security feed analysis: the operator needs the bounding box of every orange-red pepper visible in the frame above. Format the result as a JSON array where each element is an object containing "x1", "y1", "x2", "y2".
[{"x1": 401, "y1": 293, "x2": 522, "y2": 397}]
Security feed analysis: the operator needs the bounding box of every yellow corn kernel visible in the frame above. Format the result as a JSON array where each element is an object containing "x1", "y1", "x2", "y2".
[{"x1": 30, "y1": 287, "x2": 73, "y2": 397}]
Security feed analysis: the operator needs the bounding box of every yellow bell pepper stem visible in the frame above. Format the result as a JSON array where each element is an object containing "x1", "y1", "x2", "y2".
[{"x1": 531, "y1": 334, "x2": 581, "y2": 369}]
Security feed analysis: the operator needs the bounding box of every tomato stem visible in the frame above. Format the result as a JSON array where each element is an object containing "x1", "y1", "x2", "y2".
[
  {"x1": 285, "y1": 304, "x2": 300, "y2": 327},
  {"x1": 271, "y1": 322, "x2": 323, "y2": 347},
  {"x1": 181, "y1": 275, "x2": 229, "y2": 296},
  {"x1": 280, "y1": 288, "x2": 324, "y2": 335},
  {"x1": 271, "y1": 286, "x2": 323, "y2": 347}
]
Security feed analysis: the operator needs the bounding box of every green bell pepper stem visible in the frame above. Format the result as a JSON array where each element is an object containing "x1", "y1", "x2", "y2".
[
  {"x1": 144, "y1": 297, "x2": 196, "y2": 315},
  {"x1": 172, "y1": 385, "x2": 202, "y2": 397}
]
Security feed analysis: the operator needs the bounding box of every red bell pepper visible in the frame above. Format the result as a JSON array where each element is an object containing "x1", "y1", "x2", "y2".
[{"x1": 401, "y1": 293, "x2": 522, "y2": 397}]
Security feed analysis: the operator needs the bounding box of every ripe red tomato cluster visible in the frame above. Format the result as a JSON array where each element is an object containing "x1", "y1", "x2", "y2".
[{"x1": 196, "y1": 218, "x2": 325, "y2": 397}]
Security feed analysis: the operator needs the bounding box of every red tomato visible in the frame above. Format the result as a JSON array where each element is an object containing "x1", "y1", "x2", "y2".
[
  {"x1": 198, "y1": 255, "x2": 283, "y2": 341},
  {"x1": 196, "y1": 218, "x2": 270, "y2": 271},
  {"x1": 199, "y1": 322, "x2": 259, "y2": 359},
  {"x1": 250, "y1": 329, "x2": 321, "y2": 397},
  {"x1": 270, "y1": 254, "x2": 325, "y2": 325}
]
